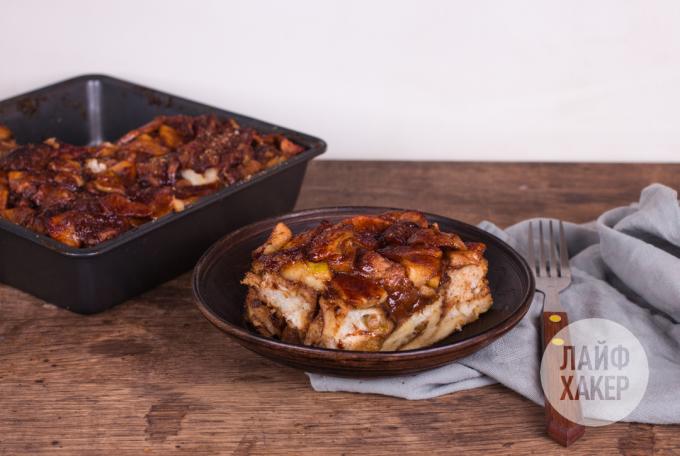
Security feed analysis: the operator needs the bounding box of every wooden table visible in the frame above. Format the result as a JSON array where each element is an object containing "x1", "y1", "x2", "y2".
[{"x1": 1, "y1": 162, "x2": 679, "y2": 455}]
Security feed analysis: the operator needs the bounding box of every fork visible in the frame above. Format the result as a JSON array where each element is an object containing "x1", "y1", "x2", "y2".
[{"x1": 527, "y1": 220, "x2": 585, "y2": 447}]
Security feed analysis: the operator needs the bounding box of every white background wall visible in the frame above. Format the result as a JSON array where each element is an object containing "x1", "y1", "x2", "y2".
[{"x1": 1, "y1": 0, "x2": 679, "y2": 162}]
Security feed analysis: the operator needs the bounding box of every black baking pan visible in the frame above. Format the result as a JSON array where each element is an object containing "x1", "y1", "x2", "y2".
[{"x1": 0, "y1": 74, "x2": 325, "y2": 313}]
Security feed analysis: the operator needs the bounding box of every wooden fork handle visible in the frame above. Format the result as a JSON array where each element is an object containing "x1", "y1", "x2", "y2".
[{"x1": 541, "y1": 310, "x2": 586, "y2": 446}]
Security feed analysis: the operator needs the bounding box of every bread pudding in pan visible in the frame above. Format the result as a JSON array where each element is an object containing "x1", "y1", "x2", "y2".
[
  {"x1": 242, "y1": 211, "x2": 493, "y2": 351},
  {"x1": 0, "y1": 115, "x2": 304, "y2": 248}
]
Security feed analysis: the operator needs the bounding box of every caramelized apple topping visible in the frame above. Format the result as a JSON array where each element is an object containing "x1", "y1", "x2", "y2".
[{"x1": 0, "y1": 115, "x2": 305, "y2": 247}]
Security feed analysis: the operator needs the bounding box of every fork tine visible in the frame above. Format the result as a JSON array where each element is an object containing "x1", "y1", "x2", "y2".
[
  {"x1": 559, "y1": 220, "x2": 571, "y2": 278},
  {"x1": 549, "y1": 220, "x2": 560, "y2": 277},
  {"x1": 538, "y1": 220, "x2": 548, "y2": 278},
  {"x1": 527, "y1": 221, "x2": 536, "y2": 275}
]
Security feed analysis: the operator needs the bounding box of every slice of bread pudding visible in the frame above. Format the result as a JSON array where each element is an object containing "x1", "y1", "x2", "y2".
[{"x1": 242, "y1": 211, "x2": 492, "y2": 351}]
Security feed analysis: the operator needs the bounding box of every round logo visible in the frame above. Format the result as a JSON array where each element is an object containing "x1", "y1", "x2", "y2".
[{"x1": 540, "y1": 318, "x2": 649, "y2": 426}]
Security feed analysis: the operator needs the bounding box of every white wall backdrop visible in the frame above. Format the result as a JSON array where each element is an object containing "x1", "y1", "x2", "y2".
[{"x1": 1, "y1": 0, "x2": 679, "y2": 162}]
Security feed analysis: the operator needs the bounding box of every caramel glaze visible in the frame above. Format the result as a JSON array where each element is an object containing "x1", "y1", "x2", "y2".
[
  {"x1": 0, "y1": 115, "x2": 304, "y2": 247},
  {"x1": 252, "y1": 211, "x2": 482, "y2": 324}
]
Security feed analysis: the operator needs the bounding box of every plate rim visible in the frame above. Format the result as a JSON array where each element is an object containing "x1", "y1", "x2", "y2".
[{"x1": 192, "y1": 206, "x2": 535, "y2": 361}]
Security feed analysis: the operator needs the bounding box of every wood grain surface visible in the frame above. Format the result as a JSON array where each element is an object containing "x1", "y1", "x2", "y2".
[{"x1": 1, "y1": 161, "x2": 679, "y2": 455}]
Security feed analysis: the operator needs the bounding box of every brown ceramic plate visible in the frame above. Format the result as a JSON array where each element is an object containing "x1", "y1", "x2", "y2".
[{"x1": 193, "y1": 207, "x2": 534, "y2": 377}]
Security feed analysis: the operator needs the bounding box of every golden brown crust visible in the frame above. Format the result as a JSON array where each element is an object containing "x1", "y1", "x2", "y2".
[
  {"x1": 244, "y1": 211, "x2": 494, "y2": 351},
  {"x1": 0, "y1": 116, "x2": 304, "y2": 247},
  {"x1": 0, "y1": 124, "x2": 17, "y2": 158}
]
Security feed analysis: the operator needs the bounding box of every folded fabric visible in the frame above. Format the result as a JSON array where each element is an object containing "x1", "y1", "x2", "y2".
[{"x1": 308, "y1": 183, "x2": 680, "y2": 424}]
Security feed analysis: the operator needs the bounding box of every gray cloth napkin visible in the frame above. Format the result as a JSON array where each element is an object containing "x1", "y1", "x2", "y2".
[{"x1": 308, "y1": 183, "x2": 680, "y2": 424}]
